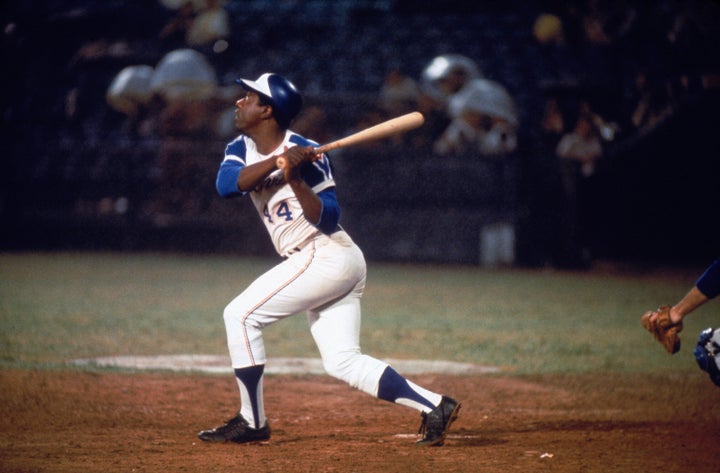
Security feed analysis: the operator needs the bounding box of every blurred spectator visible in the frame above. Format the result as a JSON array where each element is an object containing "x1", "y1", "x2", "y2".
[
  {"x1": 292, "y1": 104, "x2": 333, "y2": 146},
  {"x1": 536, "y1": 2, "x2": 637, "y2": 89},
  {"x1": 556, "y1": 110, "x2": 603, "y2": 180},
  {"x1": 624, "y1": 68, "x2": 675, "y2": 134},
  {"x1": 378, "y1": 67, "x2": 421, "y2": 116},
  {"x1": 555, "y1": 109, "x2": 604, "y2": 267},
  {"x1": 580, "y1": 2, "x2": 612, "y2": 45},
  {"x1": 420, "y1": 53, "x2": 482, "y2": 111},
  {"x1": 186, "y1": 0, "x2": 230, "y2": 53},
  {"x1": 142, "y1": 94, "x2": 222, "y2": 220},
  {"x1": 408, "y1": 90, "x2": 449, "y2": 151},
  {"x1": 433, "y1": 78, "x2": 519, "y2": 157},
  {"x1": 410, "y1": 54, "x2": 482, "y2": 151},
  {"x1": 343, "y1": 105, "x2": 394, "y2": 150},
  {"x1": 159, "y1": 1, "x2": 196, "y2": 50},
  {"x1": 540, "y1": 95, "x2": 566, "y2": 141},
  {"x1": 159, "y1": 0, "x2": 230, "y2": 55},
  {"x1": 150, "y1": 48, "x2": 218, "y2": 102},
  {"x1": 532, "y1": 13, "x2": 565, "y2": 46},
  {"x1": 66, "y1": 38, "x2": 137, "y2": 125},
  {"x1": 138, "y1": 48, "x2": 224, "y2": 220},
  {"x1": 524, "y1": 87, "x2": 572, "y2": 268},
  {"x1": 419, "y1": 54, "x2": 518, "y2": 157},
  {"x1": 106, "y1": 64, "x2": 155, "y2": 118},
  {"x1": 578, "y1": 97, "x2": 619, "y2": 142},
  {"x1": 68, "y1": 39, "x2": 135, "y2": 68}
]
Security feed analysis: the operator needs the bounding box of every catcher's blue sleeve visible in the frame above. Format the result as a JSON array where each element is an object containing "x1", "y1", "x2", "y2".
[{"x1": 696, "y1": 258, "x2": 720, "y2": 299}]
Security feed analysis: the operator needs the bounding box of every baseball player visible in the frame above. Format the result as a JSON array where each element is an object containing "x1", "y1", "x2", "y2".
[
  {"x1": 641, "y1": 258, "x2": 720, "y2": 386},
  {"x1": 197, "y1": 73, "x2": 461, "y2": 445}
]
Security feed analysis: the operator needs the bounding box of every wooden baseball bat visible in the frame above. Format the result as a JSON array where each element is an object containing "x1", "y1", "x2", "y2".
[{"x1": 276, "y1": 111, "x2": 424, "y2": 169}]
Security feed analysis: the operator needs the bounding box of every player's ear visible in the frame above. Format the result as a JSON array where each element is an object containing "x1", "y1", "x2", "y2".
[{"x1": 260, "y1": 103, "x2": 275, "y2": 121}]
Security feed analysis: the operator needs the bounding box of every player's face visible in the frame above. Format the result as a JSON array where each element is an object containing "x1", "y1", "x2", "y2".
[
  {"x1": 235, "y1": 91, "x2": 269, "y2": 131},
  {"x1": 437, "y1": 69, "x2": 466, "y2": 95}
]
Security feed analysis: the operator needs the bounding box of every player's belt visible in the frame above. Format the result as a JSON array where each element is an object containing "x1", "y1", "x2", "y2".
[{"x1": 283, "y1": 238, "x2": 314, "y2": 258}]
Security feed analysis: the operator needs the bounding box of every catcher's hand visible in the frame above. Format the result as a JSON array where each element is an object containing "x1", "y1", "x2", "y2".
[{"x1": 641, "y1": 305, "x2": 682, "y2": 354}]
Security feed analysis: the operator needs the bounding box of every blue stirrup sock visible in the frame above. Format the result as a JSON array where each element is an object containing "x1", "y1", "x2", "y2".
[
  {"x1": 376, "y1": 366, "x2": 441, "y2": 412},
  {"x1": 234, "y1": 365, "x2": 266, "y2": 428}
]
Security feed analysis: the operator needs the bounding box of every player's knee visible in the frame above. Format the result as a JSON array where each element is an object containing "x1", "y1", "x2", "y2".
[
  {"x1": 222, "y1": 303, "x2": 253, "y2": 328},
  {"x1": 321, "y1": 351, "x2": 359, "y2": 384},
  {"x1": 222, "y1": 304, "x2": 237, "y2": 325},
  {"x1": 322, "y1": 351, "x2": 381, "y2": 392}
]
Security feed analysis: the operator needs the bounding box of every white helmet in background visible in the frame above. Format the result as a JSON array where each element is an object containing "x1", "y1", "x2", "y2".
[{"x1": 421, "y1": 54, "x2": 482, "y2": 102}]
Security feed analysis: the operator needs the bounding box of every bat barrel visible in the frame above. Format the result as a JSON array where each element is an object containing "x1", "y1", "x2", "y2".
[{"x1": 276, "y1": 111, "x2": 424, "y2": 169}]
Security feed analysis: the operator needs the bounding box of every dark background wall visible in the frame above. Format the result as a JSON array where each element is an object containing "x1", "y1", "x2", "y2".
[{"x1": 1, "y1": 0, "x2": 718, "y2": 267}]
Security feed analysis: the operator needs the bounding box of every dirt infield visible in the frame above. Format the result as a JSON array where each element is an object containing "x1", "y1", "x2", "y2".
[{"x1": 1, "y1": 369, "x2": 718, "y2": 473}]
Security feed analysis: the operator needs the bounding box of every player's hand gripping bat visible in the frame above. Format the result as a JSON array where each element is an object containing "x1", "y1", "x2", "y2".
[{"x1": 275, "y1": 111, "x2": 424, "y2": 169}]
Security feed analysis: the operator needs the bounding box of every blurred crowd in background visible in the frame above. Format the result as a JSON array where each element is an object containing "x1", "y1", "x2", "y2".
[{"x1": 1, "y1": 0, "x2": 719, "y2": 266}]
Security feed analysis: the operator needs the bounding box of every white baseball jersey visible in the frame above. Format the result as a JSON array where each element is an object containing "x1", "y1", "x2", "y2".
[{"x1": 220, "y1": 130, "x2": 335, "y2": 256}]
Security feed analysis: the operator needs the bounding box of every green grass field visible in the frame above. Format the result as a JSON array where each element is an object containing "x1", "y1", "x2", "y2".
[{"x1": 0, "y1": 252, "x2": 714, "y2": 375}]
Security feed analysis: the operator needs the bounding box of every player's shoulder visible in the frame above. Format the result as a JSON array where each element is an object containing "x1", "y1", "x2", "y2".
[
  {"x1": 224, "y1": 134, "x2": 251, "y2": 159},
  {"x1": 288, "y1": 131, "x2": 319, "y2": 149}
]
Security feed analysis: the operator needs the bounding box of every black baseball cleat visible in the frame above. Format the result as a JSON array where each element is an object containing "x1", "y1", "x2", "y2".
[
  {"x1": 416, "y1": 396, "x2": 461, "y2": 446},
  {"x1": 198, "y1": 414, "x2": 271, "y2": 444}
]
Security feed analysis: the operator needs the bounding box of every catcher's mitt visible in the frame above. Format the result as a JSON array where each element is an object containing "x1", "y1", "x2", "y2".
[{"x1": 640, "y1": 305, "x2": 682, "y2": 354}]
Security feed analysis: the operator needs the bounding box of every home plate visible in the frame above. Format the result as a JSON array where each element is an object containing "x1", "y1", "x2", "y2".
[{"x1": 72, "y1": 355, "x2": 500, "y2": 375}]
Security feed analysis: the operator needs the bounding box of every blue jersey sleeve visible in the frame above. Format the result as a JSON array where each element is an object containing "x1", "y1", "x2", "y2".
[
  {"x1": 289, "y1": 134, "x2": 335, "y2": 190},
  {"x1": 696, "y1": 258, "x2": 720, "y2": 299},
  {"x1": 287, "y1": 133, "x2": 339, "y2": 233}
]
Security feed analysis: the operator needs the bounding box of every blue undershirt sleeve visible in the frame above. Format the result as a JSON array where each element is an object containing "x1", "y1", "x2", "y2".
[
  {"x1": 216, "y1": 160, "x2": 245, "y2": 197},
  {"x1": 696, "y1": 258, "x2": 720, "y2": 299},
  {"x1": 315, "y1": 187, "x2": 340, "y2": 234}
]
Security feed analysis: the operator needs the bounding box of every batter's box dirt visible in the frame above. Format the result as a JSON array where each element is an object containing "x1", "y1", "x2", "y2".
[{"x1": 0, "y1": 369, "x2": 718, "y2": 473}]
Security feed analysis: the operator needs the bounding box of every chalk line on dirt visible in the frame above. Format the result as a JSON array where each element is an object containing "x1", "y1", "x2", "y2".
[{"x1": 73, "y1": 355, "x2": 500, "y2": 375}]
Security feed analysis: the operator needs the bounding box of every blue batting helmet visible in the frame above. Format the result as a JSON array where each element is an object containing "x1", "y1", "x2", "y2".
[{"x1": 237, "y1": 73, "x2": 302, "y2": 128}]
